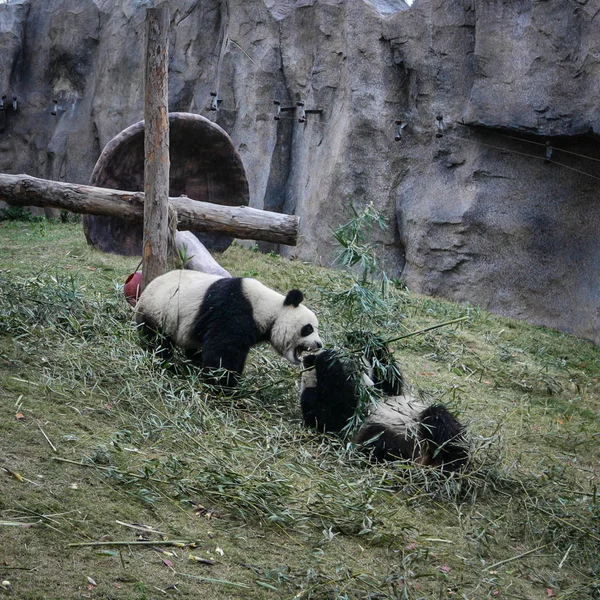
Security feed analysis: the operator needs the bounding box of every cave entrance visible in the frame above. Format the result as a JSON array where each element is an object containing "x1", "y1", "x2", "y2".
[{"x1": 83, "y1": 112, "x2": 249, "y2": 254}]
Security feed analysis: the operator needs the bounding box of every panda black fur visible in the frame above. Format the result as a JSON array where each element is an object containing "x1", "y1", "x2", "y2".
[
  {"x1": 300, "y1": 348, "x2": 468, "y2": 470},
  {"x1": 300, "y1": 351, "x2": 360, "y2": 433},
  {"x1": 135, "y1": 270, "x2": 323, "y2": 386}
]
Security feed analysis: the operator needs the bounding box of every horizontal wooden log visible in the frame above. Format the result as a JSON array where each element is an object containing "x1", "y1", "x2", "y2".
[{"x1": 0, "y1": 173, "x2": 298, "y2": 246}]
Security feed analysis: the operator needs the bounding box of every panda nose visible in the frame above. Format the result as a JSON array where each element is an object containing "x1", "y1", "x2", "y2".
[{"x1": 315, "y1": 341, "x2": 323, "y2": 349}]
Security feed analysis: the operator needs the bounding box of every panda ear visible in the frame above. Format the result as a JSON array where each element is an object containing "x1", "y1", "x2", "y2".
[{"x1": 284, "y1": 289, "x2": 304, "y2": 307}]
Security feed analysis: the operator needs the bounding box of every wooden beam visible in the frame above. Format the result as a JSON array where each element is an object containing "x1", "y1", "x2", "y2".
[
  {"x1": 0, "y1": 174, "x2": 299, "y2": 245},
  {"x1": 142, "y1": 5, "x2": 170, "y2": 289}
]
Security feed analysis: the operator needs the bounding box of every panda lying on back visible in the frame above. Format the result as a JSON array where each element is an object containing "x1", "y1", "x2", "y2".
[
  {"x1": 135, "y1": 270, "x2": 323, "y2": 387},
  {"x1": 300, "y1": 344, "x2": 468, "y2": 470}
]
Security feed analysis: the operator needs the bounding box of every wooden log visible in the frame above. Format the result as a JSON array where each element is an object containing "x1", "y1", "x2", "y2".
[
  {"x1": 142, "y1": 6, "x2": 170, "y2": 289},
  {"x1": 0, "y1": 174, "x2": 299, "y2": 245},
  {"x1": 175, "y1": 231, "x2": 231, "y2": 278}
]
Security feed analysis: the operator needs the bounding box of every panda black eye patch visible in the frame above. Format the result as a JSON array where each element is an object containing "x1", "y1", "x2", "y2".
[{"x1": 301, "y1": 324, "x2": 314, "y2": 337}]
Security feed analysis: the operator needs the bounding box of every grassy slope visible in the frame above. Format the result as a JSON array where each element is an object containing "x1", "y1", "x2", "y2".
[{"x1": 0, "y1": 220, "x2": 598, "y2": 600}]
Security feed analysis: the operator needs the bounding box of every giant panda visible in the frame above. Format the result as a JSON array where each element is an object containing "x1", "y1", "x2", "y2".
[
  {"x1": 300, "y1": 347, "x2": 468, "y2": 470},
  {"x1": 134, "y1": 270, "x2": 323, "y2": 387}
]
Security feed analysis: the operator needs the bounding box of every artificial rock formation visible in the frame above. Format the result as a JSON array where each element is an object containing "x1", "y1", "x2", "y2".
[{"x1": 1, "y1": 0, "x2": 599, "y2": 346}]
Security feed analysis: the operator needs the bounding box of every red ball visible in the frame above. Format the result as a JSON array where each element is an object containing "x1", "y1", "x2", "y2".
[{"x1": 124, "y1": 271, "x2": 142, "y2": 307}]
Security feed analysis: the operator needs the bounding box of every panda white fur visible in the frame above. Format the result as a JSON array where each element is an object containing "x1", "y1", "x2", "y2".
[
  {"x1": 300, "y1": 348, "x2": 468, "y2": 470},
  {"x1": 135, "y1": 270, "x2": 323, "y2": 386}
]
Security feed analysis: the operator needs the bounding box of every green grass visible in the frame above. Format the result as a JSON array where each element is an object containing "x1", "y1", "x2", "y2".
[{"x1": 0, "y1": 220, "x2": 599, "y2": 599}]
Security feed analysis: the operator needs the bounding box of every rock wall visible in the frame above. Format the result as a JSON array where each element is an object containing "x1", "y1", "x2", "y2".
[{"x1": 1, "y1": 0, "x2": 599, "y2": 346}]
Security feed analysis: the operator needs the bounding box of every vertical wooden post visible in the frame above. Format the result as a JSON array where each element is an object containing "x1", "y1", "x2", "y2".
[{"x1": 142, "y1": 5, "x2": 170, "y2": 291}]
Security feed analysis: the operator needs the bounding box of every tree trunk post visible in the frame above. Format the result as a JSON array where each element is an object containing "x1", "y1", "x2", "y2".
[{"x1": 142, "y1": 5, "x2": 170, "y2": 291}]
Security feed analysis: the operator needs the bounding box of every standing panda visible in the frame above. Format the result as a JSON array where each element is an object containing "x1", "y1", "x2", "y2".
[
  {"x1": 135, "y1": 270, "x2": 323, "y2": 387},
  {"x1": 300, "y1": 347, "x2": 468, "y2": 470}
]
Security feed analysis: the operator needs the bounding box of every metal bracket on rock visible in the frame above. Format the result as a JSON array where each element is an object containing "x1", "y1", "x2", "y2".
[
  {"x1": 0, "y1": 95, "x2": 18, "y2": 133},
  {"x1": 50, "y1": 99, "x2": 67, "y2": 116},
  {"x1": 209, "y1": 92, "x2": 222, "y2": 111},
  {"x1": 0, "y1": 95, "x2": 18, "y2": 113},
  {"x1": 395, "y1": 120, "x2": 407, "y2": 141},
  {"x1": 273, "y1": 99, "x2": 323, "y2": 123},
  {"x1": 296, "y1": 101, "x2": 323, "y2": 123},
  {"x1": 436, "y1": 115, "x2": 445, "y2": 138},
  {"x1": 273, "y1": 99, "x2": 296, "y2": 120}
]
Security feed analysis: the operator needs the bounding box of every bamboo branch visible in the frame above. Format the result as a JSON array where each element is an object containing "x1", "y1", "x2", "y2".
[
  {"x1": 67, "y1": 539, "x2": 196, "y2": 548},
  {"x1": 383, "y1": 316, "x2": 470, "y2": 346},
  {"x1": 37, "y1": 423, "x2": 57, "y2": 452},
  {"x1": 485, "y1": 545, "x2": 547, "y2": 571},
  {"x1": 51, "y1": 456, "x2": 169, "y2": 485},
  {"x1": 115, "y1": 521, "x2": 168, "y2": 536}
]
